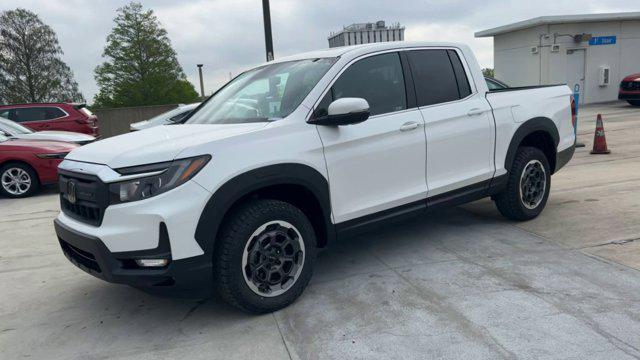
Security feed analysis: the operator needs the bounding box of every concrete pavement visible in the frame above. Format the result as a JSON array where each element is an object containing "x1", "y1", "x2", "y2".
[{"x1": 1, "y1": 101, "x2": 639, "y2": 359}]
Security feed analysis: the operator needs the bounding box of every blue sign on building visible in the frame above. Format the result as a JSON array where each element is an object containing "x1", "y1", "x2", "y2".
[{"x1": 589, "y1": 36, "x2": 617, "y2": 46}]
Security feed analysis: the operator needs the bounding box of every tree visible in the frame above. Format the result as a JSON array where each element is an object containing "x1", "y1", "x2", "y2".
[
  {"x1": 482, "y1": 68, "x2": 495, "y2": 78},
  {"x1": 94, "y1": 2, "x2": 198, "y2": 108},
  {"x1": 0, "y1": 8, "x2": 84, "y2": 104}
]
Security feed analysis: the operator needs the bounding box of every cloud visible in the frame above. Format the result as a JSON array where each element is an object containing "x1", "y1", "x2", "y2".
[{"x1": 2, "y1": 0, "x2": 640, "y2": 102}]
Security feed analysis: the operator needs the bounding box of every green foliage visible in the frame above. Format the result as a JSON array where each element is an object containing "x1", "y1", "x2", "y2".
[
  {"x1": 93, "y1": 2, "x2": 198, "y2": 108},
  {"x1": 482, "y1": 68, "x2": 495, "y2": 78},
  {"x1": 0, "y1": 8, "x2": 84, "y2": 104}
]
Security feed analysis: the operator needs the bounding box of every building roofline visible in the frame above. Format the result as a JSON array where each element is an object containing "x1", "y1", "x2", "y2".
[
  {"x1": 328, "y1": 26, "x2": 406, "y2": 40},
  {"x1": 475, "y1": 12, "x2": 640, "y2": 37}
]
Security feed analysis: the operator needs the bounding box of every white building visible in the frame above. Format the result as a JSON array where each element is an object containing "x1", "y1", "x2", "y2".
[
  {"x1": 328, "y1": 21, "x2": 404, "y2": 48},
  {"x1": 476, "y1": 12, "x2": 640, "y2": 104}
]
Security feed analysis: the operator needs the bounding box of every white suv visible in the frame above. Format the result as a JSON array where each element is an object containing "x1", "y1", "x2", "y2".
[{"x1": 54, "y1": 42, "x2": 575, "y2": 313}]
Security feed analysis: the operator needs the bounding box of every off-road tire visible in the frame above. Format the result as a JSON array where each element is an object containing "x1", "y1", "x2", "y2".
[
  {"x1": 494, "y1": 146, "x2": 551, "y2": 221},
  {"x1": 213, "y1": 199, "x2": 317, "y2": 313}
]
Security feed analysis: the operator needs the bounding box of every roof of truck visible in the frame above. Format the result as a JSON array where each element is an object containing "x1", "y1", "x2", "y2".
[{"x1": 269, "y1": 41, "x2": 468, "y2": 64}]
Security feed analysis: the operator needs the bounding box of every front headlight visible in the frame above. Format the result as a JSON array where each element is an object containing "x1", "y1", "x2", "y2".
[
  {"x1": 109, "y1": 155, "x2": 210, "y2": 204},
  {"x1": 36, "y1": 152, "x2": 68, "y2": 159}
]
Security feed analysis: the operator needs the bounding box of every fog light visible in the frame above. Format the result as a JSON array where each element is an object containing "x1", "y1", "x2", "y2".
[{"x1": 135, "y1": 259, "x2": 169, "y2": 267}]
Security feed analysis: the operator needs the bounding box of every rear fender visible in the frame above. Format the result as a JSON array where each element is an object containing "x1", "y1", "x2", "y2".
[{"x1": 504, "y1": 117, "x2": 559, "y2": 172}]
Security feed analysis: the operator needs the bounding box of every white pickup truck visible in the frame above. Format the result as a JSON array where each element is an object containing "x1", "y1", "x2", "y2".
[{"x1": 54, "y1": 42, "x2": 575, "y2": 313}]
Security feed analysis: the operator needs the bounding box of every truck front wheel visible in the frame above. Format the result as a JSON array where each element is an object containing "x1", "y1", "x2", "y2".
[
  {"x1": 213, "y1": 199, "x2": 317, "y2": 313},
  {"x1": 494, "y1": 146, "x2": 551, "y2": 221}
]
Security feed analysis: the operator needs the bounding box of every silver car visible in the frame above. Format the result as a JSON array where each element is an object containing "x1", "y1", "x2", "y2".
[
  {"x1": 129, "y1": 103, "x2": 201, "y2": 131},
  {"x1": 0, "y1": 117, "x2": 95, "y2": 145}
]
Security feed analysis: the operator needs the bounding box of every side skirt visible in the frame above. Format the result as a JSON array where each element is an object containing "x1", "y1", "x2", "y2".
[{"x1": 335, "y1": 174, "x2": 508, "y2": 240}]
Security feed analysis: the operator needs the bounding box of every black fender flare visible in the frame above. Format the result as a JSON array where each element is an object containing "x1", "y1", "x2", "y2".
[
  {"x1": 194, "y1": 163, "x2": 334, "y2": 255},
  {"x1": 504, "y1": 117, "x2": 559, "y2": 172}
]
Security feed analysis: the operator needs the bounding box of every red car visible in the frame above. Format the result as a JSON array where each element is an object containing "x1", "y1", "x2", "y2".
[
  {"x1": 0, "y1": 133, "x2": 78, "y2": 198},
  {"x1": 0, "y1": 103, "x2": 99, "y2": 136},
  {"x1": 619, "y1": 73, "x2": 640, "y2": 106}
]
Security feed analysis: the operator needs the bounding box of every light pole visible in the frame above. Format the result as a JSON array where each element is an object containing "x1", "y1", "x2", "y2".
[
  {"x1": 262, "y1": 0, "x2": 274, "y2": 61},
  {"x1": 197, "y1": 64, "x2": 205, "y2": 98}
]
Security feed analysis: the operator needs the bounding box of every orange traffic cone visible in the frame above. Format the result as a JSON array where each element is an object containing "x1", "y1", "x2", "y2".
[{"x1": 590, "y1": 114, "x2": 610, "y2": 154}]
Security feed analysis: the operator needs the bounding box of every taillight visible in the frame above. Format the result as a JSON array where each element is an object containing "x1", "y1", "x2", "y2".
[
  {"x1": 76, "y1": 116, "x2": 97, "y2": 127},
  {"x1": 570, "y1": 96, "x2": 576, "y2": 128}
]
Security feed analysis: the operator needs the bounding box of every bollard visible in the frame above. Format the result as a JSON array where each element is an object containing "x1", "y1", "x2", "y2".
[{"x1": 573, "y1": 84, "x2": 585, "y2": 148}]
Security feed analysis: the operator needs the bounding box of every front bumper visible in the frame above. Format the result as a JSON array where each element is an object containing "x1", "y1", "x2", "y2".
[
  {"x1": 55, "y1": 219, "x2": 212, "y2": 296},
  {"x1": 56, "y1": 177, "x2": 209, "y2": 260},
  {"x1": 618, "y1": 91, "x2": 640, "y2": 100}
]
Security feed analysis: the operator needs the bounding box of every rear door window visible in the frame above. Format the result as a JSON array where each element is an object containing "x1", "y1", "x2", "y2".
[
  {"x1": 44, "y1": 107, "x2": 66, "y2": 119},
  {"x1": 10, "y1": 107, "x2": 66, "y2": 122},
  {"x1": 13, "y1": 107, "x2": 48, "y2": 122},
  {"x1": 406, "y1": 49, "x2": 461, "y2": 106},
  {"x1": 447, "y1": 50, "x2": 472, "y2": 98}
]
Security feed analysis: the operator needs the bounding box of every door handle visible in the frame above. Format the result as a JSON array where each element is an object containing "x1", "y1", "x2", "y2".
[
  {"x1": 467, "y1": 108, "x2": 484, "y2": 116},
  {"x1": 399, "y1": 121, "x2": 419, "y2": 132}
]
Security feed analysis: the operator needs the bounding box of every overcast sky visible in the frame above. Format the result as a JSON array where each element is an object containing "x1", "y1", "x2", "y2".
[{"x1": 2, "y1": 0, "x2": 639, "y2": 103}]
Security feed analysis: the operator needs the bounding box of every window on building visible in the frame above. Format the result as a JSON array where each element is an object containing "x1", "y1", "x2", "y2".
[
  {"x1": 406, "y1": 49, "x2": 461, "y2": 106},
  {"x1": 313, "y1": 52, "x2": 407, "y2": 118}
]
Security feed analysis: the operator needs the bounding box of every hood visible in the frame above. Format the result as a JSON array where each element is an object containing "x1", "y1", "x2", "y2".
[
  {"x1": 0, "y1": 138, "x2": 79, "y2": 153},
  {"x1": 13, "y1": 131, "x2": 95, "y2": 142},
  {"x1": 623, "y1": 73, "x2": 640, "y2": 82},
  {"x1": 66, "y1": 123, "x2": 268, "y2": 168}
]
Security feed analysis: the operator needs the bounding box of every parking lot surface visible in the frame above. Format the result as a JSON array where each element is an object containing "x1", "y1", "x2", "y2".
[{"x1": 1, "y1": 102, "x2": 639, "y2": 359}]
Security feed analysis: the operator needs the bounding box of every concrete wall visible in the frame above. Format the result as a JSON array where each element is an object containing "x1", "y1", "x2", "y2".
[
  {"x1": 493, "y1": 20, "x2": 640, "y2": 104},
  {"x1": 93, "y1": 104, "x2": 179, "y2": 138}
]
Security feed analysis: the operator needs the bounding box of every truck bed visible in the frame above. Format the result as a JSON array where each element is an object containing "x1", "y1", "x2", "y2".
[
  {"x1": 487, "y1": 84, "x2": 567, "y2": 93},
  {"x1": 484, "y1": 84, "x2": 575, "y2": 178}
]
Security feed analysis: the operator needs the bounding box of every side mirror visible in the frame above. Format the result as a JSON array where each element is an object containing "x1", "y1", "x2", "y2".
[{"x1": 309, "y1": 98, "x2": 370, "y2": 126}]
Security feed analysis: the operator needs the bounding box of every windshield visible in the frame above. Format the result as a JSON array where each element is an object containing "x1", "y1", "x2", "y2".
[
  {"x1": 186, "y1": 58, "x2": 336, "y2": 124},
  {"x1": 486, "y1": 78, "x2": 507, "y2": 90},
  {"x1": 0, "y1": 117, "x2": 33, "y2": 134},
  {"x1": 146, "y1": 104, "x2": 200, "y2": 126}
]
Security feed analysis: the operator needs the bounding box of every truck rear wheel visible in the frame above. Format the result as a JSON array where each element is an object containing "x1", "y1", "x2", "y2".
[
  {"x1": 628, "y1": 100, "x2": 640, "y2": 107},
  {"x1": 213, "y1": 199, "x2": 317, "y2": 313},
  {"x1": 494, "y1": 146, "x2": 551, "y2": 221}
]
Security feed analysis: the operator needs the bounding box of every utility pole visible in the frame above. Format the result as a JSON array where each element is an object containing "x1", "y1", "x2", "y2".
[
  {"x1": 196, "y1": 64, "x2": 205, "y2": 97},
  {"x1": 262, "y1": 0, "x2": 274, "y2": 61}
]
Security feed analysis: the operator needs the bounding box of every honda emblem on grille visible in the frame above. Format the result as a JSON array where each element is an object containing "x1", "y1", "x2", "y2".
[{"x1": 67, "y1": 181, "x2": 77, "y2": 204}]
